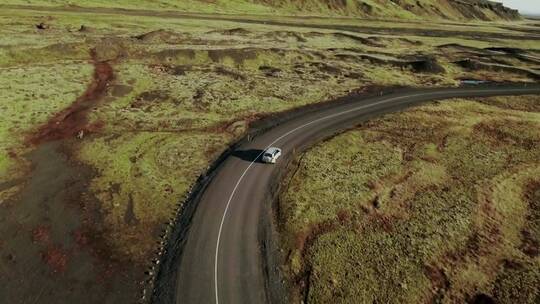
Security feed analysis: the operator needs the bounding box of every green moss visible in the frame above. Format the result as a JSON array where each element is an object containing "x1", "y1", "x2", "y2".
[
  {"x1": 362, "y1": 65, "x2": 419, "y2": 86},
  {"x1": 282, "y1": 133, "x2": 403, "y2": 234},
  {"x1": 494, "y1": 260, "x2": 540, "y2": 304},
  {"x1": 1, "y1": 42, "x2": 91, "y2": 67},
  {"x1": 280, "y1": 95, "x2": 540, "y2": 303},
  {"x1": 0, "y1": 63, "x2": 92, "y2": 182},
  {"x1": 77, "y1": 131, "x2": 231, "y2": 260},
  {"x1": 478, "y1": 95, "x2": 540, "y2": 113}
]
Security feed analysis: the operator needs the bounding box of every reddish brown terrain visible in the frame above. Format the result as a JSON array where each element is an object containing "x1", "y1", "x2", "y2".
[{"x1": 29, "y1": 50, "x2": 114, "y2": 145}]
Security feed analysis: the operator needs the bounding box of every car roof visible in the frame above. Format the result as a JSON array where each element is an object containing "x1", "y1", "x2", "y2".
[{"x1": 264, "y1": 147, "x2": 281, "y2": 154}]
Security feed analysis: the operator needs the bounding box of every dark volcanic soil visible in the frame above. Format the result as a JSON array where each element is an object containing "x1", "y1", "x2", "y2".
[{"x1": 0, "y1": 142, "x2": 140, "y2": 304}]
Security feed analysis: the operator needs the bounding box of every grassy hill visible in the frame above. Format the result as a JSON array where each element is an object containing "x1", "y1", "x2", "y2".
[{"x1": 3, "y1": 0, "x2": 521, "y2": 21}]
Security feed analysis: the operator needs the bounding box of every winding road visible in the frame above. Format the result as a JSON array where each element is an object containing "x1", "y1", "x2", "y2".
[{"x1": 152, "y1": 84, "x2": 540, "y2": 304}]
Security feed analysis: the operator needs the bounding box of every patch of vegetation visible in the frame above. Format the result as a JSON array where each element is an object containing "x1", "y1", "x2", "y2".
[
  {"x1": 0, "y1": 63, "x2": 92, "y2": 183},
  {"x1": 279, "y1": 95, "x2": 540, "y2": 303},
  {"x1": 76, "y1": 131, "x2": 230, "y2": 261}
]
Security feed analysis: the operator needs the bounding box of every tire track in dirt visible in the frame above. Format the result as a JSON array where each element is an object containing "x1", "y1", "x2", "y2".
[{"x1": 28, "y1": 49, "x2": 114, "y2": 145}]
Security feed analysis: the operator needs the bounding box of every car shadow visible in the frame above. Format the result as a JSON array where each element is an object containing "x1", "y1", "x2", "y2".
[{"x1": 231, "y1": 149, "x2": 264, "y2": 163}]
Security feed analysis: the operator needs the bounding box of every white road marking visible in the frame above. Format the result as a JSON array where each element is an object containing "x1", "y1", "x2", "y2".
[{"x1": 213, "y1": 87, "x2": 538, "y2": 304}]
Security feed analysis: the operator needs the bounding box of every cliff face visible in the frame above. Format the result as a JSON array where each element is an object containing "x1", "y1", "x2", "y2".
[
  {"x1": 251, "y1": 0, "x2": 521, "y2": 21},
  {"x1": 448, "y1": 0, "x2": 521, "y2": 20}
]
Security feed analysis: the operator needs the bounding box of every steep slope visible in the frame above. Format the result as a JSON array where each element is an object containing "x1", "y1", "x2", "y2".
[
  {"x1": 3, "y1": 0, "x2": 521, "y2": 21},
  {"x1": 253, "y1": 0, "x2": 521, "y2": 20}
]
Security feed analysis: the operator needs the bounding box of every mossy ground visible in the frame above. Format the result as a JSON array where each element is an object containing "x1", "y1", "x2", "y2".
[
  {"x1": 0, "y1": 63, "x2": 92, "y2": 197},
  {"x1": 76, "y1": 131, "x2": 230, "y2": 261},
  {"x1": 279, "y1": 95, "x2": 540, "y2": 303}
]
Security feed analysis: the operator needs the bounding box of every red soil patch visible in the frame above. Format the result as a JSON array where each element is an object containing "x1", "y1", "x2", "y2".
[
  {"x1": 41, "y1": 245, "x2": 69, "y2": 273},
  {"x1": 32, "y1": 225, "x2": 51, "y2": 244},
  {"x1": 424, "y1": 264, "x2": 450, "y2": 302},
  {"x1": 72, "y1": 228, "x2": 89, "y2": 248},
  {"x1": 28, "y1": 49, "x2": 114, "y2": 145},
  {"x1": 296, "y1": 209, "x2": 354, "y2": 250},
  {"x1": 520, "y1": 181, "x2": 540, "y2": 257},
  {"x1": 520, "y1": 230, "x2": 539, "y2": 257}
]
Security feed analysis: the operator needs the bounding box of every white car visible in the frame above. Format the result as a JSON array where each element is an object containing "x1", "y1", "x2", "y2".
[{"x1": 261, "y1": 147, "x2": 282, "y2": 164}]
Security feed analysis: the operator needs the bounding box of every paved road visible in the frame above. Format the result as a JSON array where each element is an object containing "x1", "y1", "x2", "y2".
[{"x1": 152, "y1": 85, "x2": 540, "y2": 304}]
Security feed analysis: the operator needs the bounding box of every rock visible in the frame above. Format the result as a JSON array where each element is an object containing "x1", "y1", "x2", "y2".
[
  {"x1": 78, "y1": 25, "x2": 94, "y2": 33},
  {"x1": 36, "y1": 22, "x2": 49, "y2": 30}
]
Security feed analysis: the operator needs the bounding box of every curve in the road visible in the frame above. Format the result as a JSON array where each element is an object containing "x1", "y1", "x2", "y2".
[{"x1": 152, "y1": 84, "x2": 540, "y2": 304}]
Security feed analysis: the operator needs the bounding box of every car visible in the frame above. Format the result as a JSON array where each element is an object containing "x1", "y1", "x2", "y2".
[{"x1": 261, "y1": 147, "x2": 282, "y2": 164}]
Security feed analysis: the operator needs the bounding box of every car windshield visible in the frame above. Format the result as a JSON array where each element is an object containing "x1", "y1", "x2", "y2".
[{"x1": 264, "y1": 153, "x2": 272, "y2": 157}]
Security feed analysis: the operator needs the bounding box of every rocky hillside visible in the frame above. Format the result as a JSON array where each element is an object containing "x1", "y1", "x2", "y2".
[
  {"x1": 3, "y1": 0, "x2": 521, "y2": 20},
  {"x1": 253, "y1": 0, "x2": 521, "y2": 20}
]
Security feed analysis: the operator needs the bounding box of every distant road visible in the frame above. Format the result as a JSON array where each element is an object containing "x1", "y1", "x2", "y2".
[{"x1": 152, "y1": 84, "x2": 540, "y2": 304}]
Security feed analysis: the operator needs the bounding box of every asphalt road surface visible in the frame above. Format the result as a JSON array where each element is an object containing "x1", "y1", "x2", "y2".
[{"x1": 153, "y1": 85, "x2": 540, "y2": 304}]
